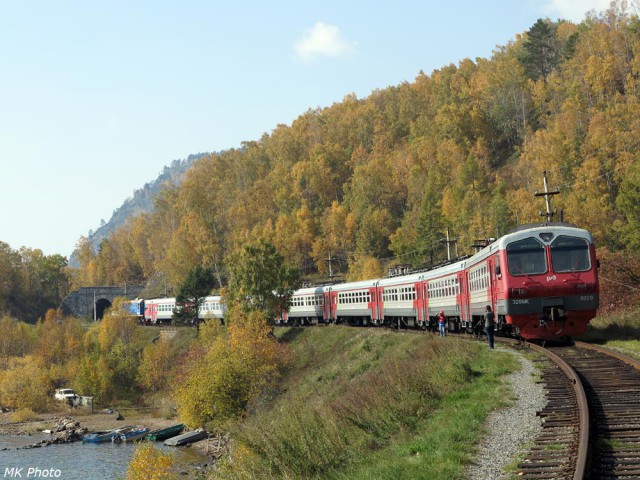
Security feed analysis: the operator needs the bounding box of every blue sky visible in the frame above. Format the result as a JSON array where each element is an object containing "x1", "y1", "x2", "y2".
[{"x1": 0, "y1": 0, "x2": 612, "y2": 257}]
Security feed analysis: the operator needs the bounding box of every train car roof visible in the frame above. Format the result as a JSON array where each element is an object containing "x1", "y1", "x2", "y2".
[
  {"x1": 497, "y1": 223, "x2": 594, "y2": 249},
  {"x1": 146, "y1": 297, "x2": 176, "y2": 303},
  {"x1": 202, "y1": 295, "x2": 222, "y2": 301},
  {"x1": 377, "y1": 271, "x2": 427, "y2": 287},
  {"x1": 290, "y1": 286, "x2": 325, "y2": 296},
  {"x1": 146, "y1": 295, "x2": 221, "y2": 302},
  {"x1": 325, "y1": 279, "x2": 379, "y2": 292}
]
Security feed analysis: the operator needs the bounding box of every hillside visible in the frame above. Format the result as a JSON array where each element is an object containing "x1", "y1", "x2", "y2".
[
  {"x1": 69, "y1": 153, "x2": 208, "y2": 266},
  {"x1": 70, "y1": 7, "x2": 640, "y2": 300},
  {"x1": 221, "y1": 326, "x2": 519, "y2": 478}
]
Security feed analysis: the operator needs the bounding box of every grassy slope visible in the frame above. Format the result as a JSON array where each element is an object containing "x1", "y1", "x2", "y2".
[
  {"x1": 578, "y1": 308, "x2": 640, "y2": 360},
  {"x1": 218, "y1": 326, "x2": 520, "y2": 480}
]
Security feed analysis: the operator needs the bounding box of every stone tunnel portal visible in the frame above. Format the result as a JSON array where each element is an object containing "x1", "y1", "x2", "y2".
[
  {"x1": 60, "y1": 286, "x2": 145, "y2": 320},
  {"x1": 94, "y1": 298, "x2": 112, "y2": 320}
]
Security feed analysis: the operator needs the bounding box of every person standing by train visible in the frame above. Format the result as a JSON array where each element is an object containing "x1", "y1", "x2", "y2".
[
  {"x1": 437, "y1": 310, "x2": 446, "y2": 337},
  {"x1": 484, "y1": 305, "x2": 495, "y2": 349}
]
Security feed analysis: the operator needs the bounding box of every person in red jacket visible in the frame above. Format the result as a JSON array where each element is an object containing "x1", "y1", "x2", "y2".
[{"x1": 438, "y1": 310, "x2": 446, "y2": 337}]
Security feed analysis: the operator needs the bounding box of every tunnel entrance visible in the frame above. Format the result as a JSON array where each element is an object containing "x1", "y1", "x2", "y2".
[{"x1": 94, "y1": 298, "x2": 112, "y2": 320}]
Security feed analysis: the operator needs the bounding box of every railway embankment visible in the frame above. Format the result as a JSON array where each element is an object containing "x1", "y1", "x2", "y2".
[
  {"x1": 210, "y1": 326, "x2": 545, "y2": 479},
  {"x1": 578, "y1": 308, "x2": 640, "y2": 361}
]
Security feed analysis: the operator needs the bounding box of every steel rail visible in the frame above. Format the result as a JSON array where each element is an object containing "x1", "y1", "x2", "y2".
[
  {"x1": 575, "y1": 340, "x2": 640, "y2": 373},
  {"x1": 498, "y1": 338, "x2": 589, "y2": 480}
]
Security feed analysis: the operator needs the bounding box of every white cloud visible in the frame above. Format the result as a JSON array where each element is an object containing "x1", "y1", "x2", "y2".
[
  {"x1": 294, "y1": 22, "x2": 356, "y2": 61},
  {"x1": 542, "y1": 0, "x2": 614, "y2": 22}
]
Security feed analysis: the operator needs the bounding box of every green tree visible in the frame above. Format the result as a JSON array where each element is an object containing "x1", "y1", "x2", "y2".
[
  {"x1": 415, "y1": 178, "x2": 446, "y2": 266},
  {"x1": 521, "y1": 19, "x2": 560, "y2": 81},
  {"x1": 0, "y1": 242, "x2": 21, "y2": 315},
  {"x1": 174, "y1": 265, "x2": 215, "y2": 330},
  {"x1": 226, "y1": 239, "x2": 300, "y2": 322}
]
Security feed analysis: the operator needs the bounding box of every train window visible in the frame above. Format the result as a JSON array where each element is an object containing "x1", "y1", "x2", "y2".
[
  {"x1": 506, "y1": 237, "x2": 547, "y2": 276},
  {"x1": 551, "y1": 236, "x2": 590, "y2": 273}
]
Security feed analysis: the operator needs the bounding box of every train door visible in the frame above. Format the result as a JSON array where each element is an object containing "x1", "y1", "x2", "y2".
[
  {"x1": 329, "y1": 290, "x2": 338, "y2": 323},
  {"x1": 488, "y1": 257, "x2": 497, "y2": 308},
  {"x1": 415, "y1": 278, "x2": 426, "y2": 327},
  {"x1": 461, "y1": 270, "x2": 471, "y2": 330},
  {"x1": 374, "y1": 281, "x2": 381, "y2": 324},
  {"x1": 368, "y1": 286, "x2": 377, "y2": 323},
  {"x1": 323, "y1": 288, "x2": 332, "y2": 323},
  {"x1": 424, "y1": 282, "x2": 429, "y2": 327},
  {"x1": 456, "y1": 272, "x2": 465, "y2": 324}
]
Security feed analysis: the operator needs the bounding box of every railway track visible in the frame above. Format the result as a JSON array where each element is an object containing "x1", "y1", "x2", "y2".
[
  {"x1": 552, "y1": 343, "x2": 640, "y2": 479},
  {"x1": 503, "y1": 339, "x2": 640, "y2": 479}
]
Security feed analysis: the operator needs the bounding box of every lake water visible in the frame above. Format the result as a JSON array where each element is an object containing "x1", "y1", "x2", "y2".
[{"x1": 0, "y1": 433, "x2": 208, "y2": 479}]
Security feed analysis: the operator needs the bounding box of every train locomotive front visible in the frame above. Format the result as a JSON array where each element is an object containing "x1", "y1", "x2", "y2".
[{"x1": 495, "y1": 223, "x2": 599, "y2": 341}]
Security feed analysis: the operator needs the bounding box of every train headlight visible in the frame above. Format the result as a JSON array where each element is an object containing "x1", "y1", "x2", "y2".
[
  {"x1": 510, "y1": 288, "x2": 527, "y2": 296},
  {"x1": 539, "y1": 232, "x2": 554, "y2": 242}
]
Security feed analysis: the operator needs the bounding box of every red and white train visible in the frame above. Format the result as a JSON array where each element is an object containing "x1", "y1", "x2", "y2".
[
  {"x1": 139, "y1": 296, "x2": 225, "y2": 325},
  {"x1": 277, "y1": 222, "x2": 599, "y2": 341}
]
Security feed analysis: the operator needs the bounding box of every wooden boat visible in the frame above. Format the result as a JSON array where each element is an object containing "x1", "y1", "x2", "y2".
[
  {"x1": 163, "y1": 429, "x2": 207, "y2": 446},
  {"x1": 114, "y1": 426, "x2": 150, "y2": 443},
  {"x1": 82, "y1": 425, "x2": 134, "y2": 443},
  {"x1": 147, "y1": 423, "x2": 184, "y2": 442},
  {"x1": 82, "y1": 430, "x2": 116, "y2": 443}
]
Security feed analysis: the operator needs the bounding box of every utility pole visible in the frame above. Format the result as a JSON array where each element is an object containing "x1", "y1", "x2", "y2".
[
  {"x1": 441, "y1": 228, "x2": 457, "y2": 261},
  {"x1": 325, "y1": 251, "x2": 334, "y2": 281},
  {"x1": 534, "y1": 170, "x2": 560, "y2": 223}
]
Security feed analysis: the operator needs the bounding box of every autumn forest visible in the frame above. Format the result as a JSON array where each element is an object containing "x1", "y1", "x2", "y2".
[{"x1": 4, "y1": 5, "x2": 640, "y2": 320}]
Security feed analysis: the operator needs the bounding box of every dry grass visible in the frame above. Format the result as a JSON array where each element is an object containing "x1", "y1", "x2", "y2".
[
  {"x1": 579, "y1": 308, "x2": 640, "y2": 359},
  {"x1": 214, "y1": 327, "x2": 517, "y2": 480}
]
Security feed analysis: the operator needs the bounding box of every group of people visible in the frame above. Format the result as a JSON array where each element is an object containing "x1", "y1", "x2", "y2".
[{"x1": 436, "y1": 305, "x2": 495, "y2": 349}]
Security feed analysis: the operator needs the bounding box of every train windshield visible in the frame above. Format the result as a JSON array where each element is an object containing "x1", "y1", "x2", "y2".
[
  {"x1": 506, "y1": 237, "x2": 547, "y2": 276},
  {"x1": 550, "y1": 235, "x2": 591, "y2": 273}
]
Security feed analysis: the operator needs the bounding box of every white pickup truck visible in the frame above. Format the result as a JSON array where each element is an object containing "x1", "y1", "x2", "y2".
[{"x1": 54, "y1": 388, "x2": 77, "y2": 402}]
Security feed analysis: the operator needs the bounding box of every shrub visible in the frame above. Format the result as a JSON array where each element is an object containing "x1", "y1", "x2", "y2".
[
  {"x1": 11, "y1": 408, "x2": 38, "y2": 423},
  {"x1": 126, "y1": 443, "x2": 177, "y2": 480},
  {"x1": 0, "y1": 356, "x2": 51, "y2": 412},
  {"x1": 173, "y1": 310, "x2": 291, "y2": 428}
]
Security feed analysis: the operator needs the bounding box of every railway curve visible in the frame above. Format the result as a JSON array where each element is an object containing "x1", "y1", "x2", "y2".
[
  {"x1": 549, "y1": 343, "x2": 640, "y2": 479},
  {"x1": 497, "y1": 339, "x2": 589, "y2": 479}
]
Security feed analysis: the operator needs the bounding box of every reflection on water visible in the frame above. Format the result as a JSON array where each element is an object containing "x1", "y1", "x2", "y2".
[{"x1": 0, "y1": 434, "x2": 208, "y2": 479}]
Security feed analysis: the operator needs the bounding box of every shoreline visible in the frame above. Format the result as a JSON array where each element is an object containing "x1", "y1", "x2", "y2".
[
  {"x1": 1, "y1": 409, "x2": 220, "y2": 464},
  {"x1": 0, "y1": 410, "x2": 177, "y2": 436}
]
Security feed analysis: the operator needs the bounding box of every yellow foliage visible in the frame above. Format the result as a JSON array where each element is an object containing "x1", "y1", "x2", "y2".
[
  {"x1": 0, "y1": 316, "x2": 36, "y2": 357},
  {"x1": 126, "y1": 443, "x2": 177, "y2": 480},
  {"x1": 11, "y1": 408, "x2": 38, "y2": 423},
  {"x1": 137, "y1": 339, "x2": 175, "y2": 393},
  {"x1": 197, "y1": 319, "x2": 226, "y2": 348},
  {"x1": 346, "y1": 255, "x2": 383, "y2": 281},
  {"x1": 97, "y1": 300, "x2": 140, "y2": 351},
  {"x1": 34, "y1": 312, "x2": 84, "y2": 366},
  {"x1": 173, "y1": 309, "x2": 291, "y2": 428},
  {"x1": 0, "y1": 356, "x2": 51, "y2": 411}
]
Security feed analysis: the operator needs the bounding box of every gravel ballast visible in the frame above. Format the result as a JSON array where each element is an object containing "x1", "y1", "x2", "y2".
[{"x1": 465, "y1": 348, "x2": 546, "y2": 480}]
